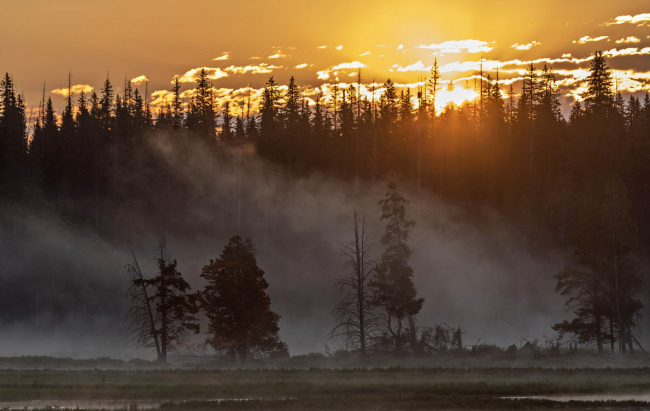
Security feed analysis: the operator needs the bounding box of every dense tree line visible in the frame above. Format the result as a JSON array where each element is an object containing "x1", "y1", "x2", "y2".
[{"x1": 1, "y1": 51, "x2": 648, "y2": 354}]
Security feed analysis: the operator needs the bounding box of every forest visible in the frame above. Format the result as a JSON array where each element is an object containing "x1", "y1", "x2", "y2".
[{"x1": 0, "y1": 50, "x2": 649, "y2": 361}]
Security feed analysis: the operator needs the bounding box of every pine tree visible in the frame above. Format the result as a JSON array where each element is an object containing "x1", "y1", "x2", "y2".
[
  {"x1": 201, "y1": 236, "x2": 287, "y2": 361},
  {"x1": 220, "y1": 101, "x2": 234, "y2": 144},
  {"x1": 583, "y1": 51, "x2": 614, "y2": 118},
  {"x1": 0, "y1": 73, "x2": 27, "y2": 194},
  {"x1": 371, "y1": 182, "x2": 423, "y2": 353}
]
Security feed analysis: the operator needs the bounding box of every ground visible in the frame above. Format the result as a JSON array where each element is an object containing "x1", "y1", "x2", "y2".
[{"x1": 1, "y1": 356, "x2": 650, "y2": 410}]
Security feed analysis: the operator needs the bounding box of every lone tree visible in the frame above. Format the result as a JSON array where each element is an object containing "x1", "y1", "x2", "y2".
[
  {"x1": 330, "y1": 211, "x2": 378, "y2": 357},
  {"x1": 371, "y1": 182, "x2": 423, "y2": 353},
  {"x1": 126, "y1": 240, "x2": 200, "y2": 363},
  {"x1": 201, "y1": 236, "x2": 287, "y2": 361}
]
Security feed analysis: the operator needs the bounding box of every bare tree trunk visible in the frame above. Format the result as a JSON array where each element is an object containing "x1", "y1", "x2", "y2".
[{"x1": 407, "y1": 314, "x2": 417, "y2": 351}]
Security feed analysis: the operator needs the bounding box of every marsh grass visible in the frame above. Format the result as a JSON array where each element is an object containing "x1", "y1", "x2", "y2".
[{"x1": 1, "y1": 365, "x2": 649, "y2": 410}]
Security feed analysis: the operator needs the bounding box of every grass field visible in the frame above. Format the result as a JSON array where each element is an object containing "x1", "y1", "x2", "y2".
[{"x1": 1, "y1": 360, "x2": 650, "y2": 410}]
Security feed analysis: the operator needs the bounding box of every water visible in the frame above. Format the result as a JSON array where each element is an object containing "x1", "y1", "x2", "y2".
[{"x1": 0, "y1": 397, "x2": 296, "y2": 410}]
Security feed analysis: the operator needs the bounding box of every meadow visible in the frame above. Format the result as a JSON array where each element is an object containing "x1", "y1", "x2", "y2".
[{"x1": 1, "y1": 355, "x2": 650, "y2": 410}]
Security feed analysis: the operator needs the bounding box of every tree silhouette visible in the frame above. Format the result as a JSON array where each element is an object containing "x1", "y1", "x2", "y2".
[
  {"x1": 127, "y1": 241, "x2": 200, "y2": 362},
  {"x1": 371, "y1": 182, "x2": 423, "y2": 353},
  {"x1": 330, "y1": 211, "x2": 378, "y2": 357},
  {"x1": 201, "y1": 236, "x2": 286, "y2": 361}
]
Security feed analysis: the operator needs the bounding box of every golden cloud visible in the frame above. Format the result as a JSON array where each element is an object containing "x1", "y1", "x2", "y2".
[
  {"x1": 130, "y1": 75, "x2": 148, "y2": 85},
  {"x1": 397, "y1": 61, "x2": 430, "y2": 72},
  {"x1": 295, "y1": 63, "x2": 309, "y2": 69},
  {"x1": 51, "y1": 84, "x2": 94, "y2": 97},
  {"x1": 225, "y1": 64, "x2": 280, "y2": 75},
  {"x1": 213, "y1": 52, "x2": 230, "y2": 61},
  {"x1": 269, "y1": 52, "x2": 287, "y2": 59},
  {"x1": 418, "y1": 39, "x2": 492, "y2": 54},
  {"x1": 607, "y1": 13, "x2": 650, "y2": 26},
  {"x1": 332, "y1": 61, "x2": 366, "y2": 70},
  {"x1": 615, "y1": 36, "x2": 641, "y2": 44},
  {"x1": 512, "y1": 41, "x2": 540, "y2": 50},
  {"x1": 603, "y1": 47, "x2": 650, "y2": 57},
  {"x1": 574, "y1": 35, "x2": 609, "y2": 44},
  {"x1": 176, "y1": 67, "x2": 228, "y2": 84}
]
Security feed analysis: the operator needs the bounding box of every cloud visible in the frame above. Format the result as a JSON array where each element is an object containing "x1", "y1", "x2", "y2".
[
  {"x1": 615, "y1": 36, "x2": 641, "y2": 44},
  {"x1": 602, "y1": 47, "x2": 650, "y2": 57},
  {"x1": 130, "y1": 75, "x2": 148, "y2": 85},
  {"x1": 511, "y1": 41, "x2": 540, "y2": 50},
  {"x1": 335, "y1": 45, "x2": 343, "y2": 50},
  {"x1": 397, "y1": 61, "x2": 430, "y2": 72},
  {"x1": 574, "y1": 35, "x2": 609, "y2": 44},
  {"x1": 149, "y1": 90, "x2": 174, "y2": 107},
  {"x1": 317, "y1": 45, "x2": 327, "y2": 49},
  {"x1": 360, "y1": 51, "x2": 370, "y2": 56},
  {"x1": 294, "y1": 63, "x2": 310, "y2": 69},
  {"x1": 269, "y1": 52, "x2": 286, "y2": 59},
  {"x1": 317, "y1": 70, "x2": 330, "y2": 80},
  {"x1": 213, "y1": 52, "x2": 230, "y2": 61},
  {"x1": 332, "y1": 61, "x2": 366, "y2": 70},
  {"x1": 397, "y1": 44, "x2": 404, "y2": 50},
  {"x1": 51, "y1": 84, "x2": 94, "y2": 98},
  {"x1": 224, "y1": 64, "x2": 280, "y2": 75},
  {"x1": 176, "y1": 67, "x2": 228, "y2": 83},
  {"x1": 418, "y1": 39, "x2": 492, "y2": 54},
  {"x1": 607, "y1": 13, "x2": 650, "y2": 26}
]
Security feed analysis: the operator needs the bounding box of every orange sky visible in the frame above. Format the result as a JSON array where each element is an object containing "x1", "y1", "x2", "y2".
[{"x1": 2, "y1": 0, "x2": 650, "y2": 119}]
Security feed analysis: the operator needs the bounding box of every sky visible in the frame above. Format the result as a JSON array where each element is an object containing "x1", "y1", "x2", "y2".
[{"x1": 2, "y1": 0, "x2": 650, "y2": 120}]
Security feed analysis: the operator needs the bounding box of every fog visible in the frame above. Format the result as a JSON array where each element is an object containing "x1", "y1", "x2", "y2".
[{"x1": 0, "y1": 131, "x2": 626, "y2": 359}]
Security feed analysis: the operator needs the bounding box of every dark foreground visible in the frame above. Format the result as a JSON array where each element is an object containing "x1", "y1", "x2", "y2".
[{"x1": 1, "y1": 365, "x2": 650, "y2": 410}]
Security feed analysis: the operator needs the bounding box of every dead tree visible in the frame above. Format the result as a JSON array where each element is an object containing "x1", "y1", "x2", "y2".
[
  {"x1": 125, "y1": 251, "x2": 161, "y2": 359},
  {"x1": 126, "y1": 241, "x2": 199, "y2": 363},
  {"x1": 330, "y1": 211, "x2": 378, "y2": 357}
]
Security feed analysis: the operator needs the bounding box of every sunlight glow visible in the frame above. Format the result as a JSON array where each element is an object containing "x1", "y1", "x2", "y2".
[{"x1": 418, "y1": 40, "x2": 492, "y2": 54}]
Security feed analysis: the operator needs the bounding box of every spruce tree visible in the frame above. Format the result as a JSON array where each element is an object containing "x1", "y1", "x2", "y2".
[
  {"x1": 371, "y1": 182, "x2": 423, "y2": 353},
  {"x1": 201, "y1": 236, "x2": 287, "y2": 361}
]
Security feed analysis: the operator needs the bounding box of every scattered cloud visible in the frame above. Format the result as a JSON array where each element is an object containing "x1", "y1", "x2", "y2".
[
  {"x1": 397, "y1": 61, "x2": 430, "y2": 72},
  {"x1": 397, "y1": 44, "x2": 404, "y2": 50},
  {"x1": 335, "y1": 45, "x2": 343, "y2": 50},
  {"x1": 607, "y1": 13, "x2": 650, "y2": 26},
  {"x1": 130, "y1": 75, "x2": 148, "y2": 85},
  {"x1": 602, "y1": 47, "x2": 650, "y2": 57},
  {"x1": 574, "y1": 35, "x2": 609, "y2": 44},
  {"x1": 317, "y1": 70, "x2": 330, "y2": 80},
  {"x1": 51, "y1": 84, "x2": 94, "y2": 97},
  {"x1": 615, "y1": 36, "x2": 641, "y2": 44},
  {"x1": 269, "y1": 52, "x2": 287, "y2": 59},
  {"x1": 149, "y1": 90, "x2": 173, "y2": 107},
  {"x1": 511, "y1": 41, "x2": 540, "y2": 50},
  {"x1": 360, "y1": 51, "x2": 370, "y2": 56},
  {"x1": 294, "y1": 63, "x2": 310, "y2": 69},
  {"x1": 213, "y1": 52, "x2": 230, "y2": 61},
  {"x1": 224, "y1": 64, "x2": 280, "y2": 75},
  {"x1": 317, "y1": 45, "x2": 327, "y2": 49},
  {"x1": 418, "y1": 39, "x2": 492, "y2": 54},
  {"x1": 332, "y1": 61, "x2": 366, "y2": 70},
  {"x1": 562, "y1": 53, "x2": 572, "y2": 58},
  {"x1": 176, "y1": 67, "x2": 228, "y2": 83}
]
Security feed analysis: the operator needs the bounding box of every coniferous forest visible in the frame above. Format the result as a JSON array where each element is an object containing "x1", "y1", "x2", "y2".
[{"x1": 1, "y1": 50, "x2": 649, "y2": 360}]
